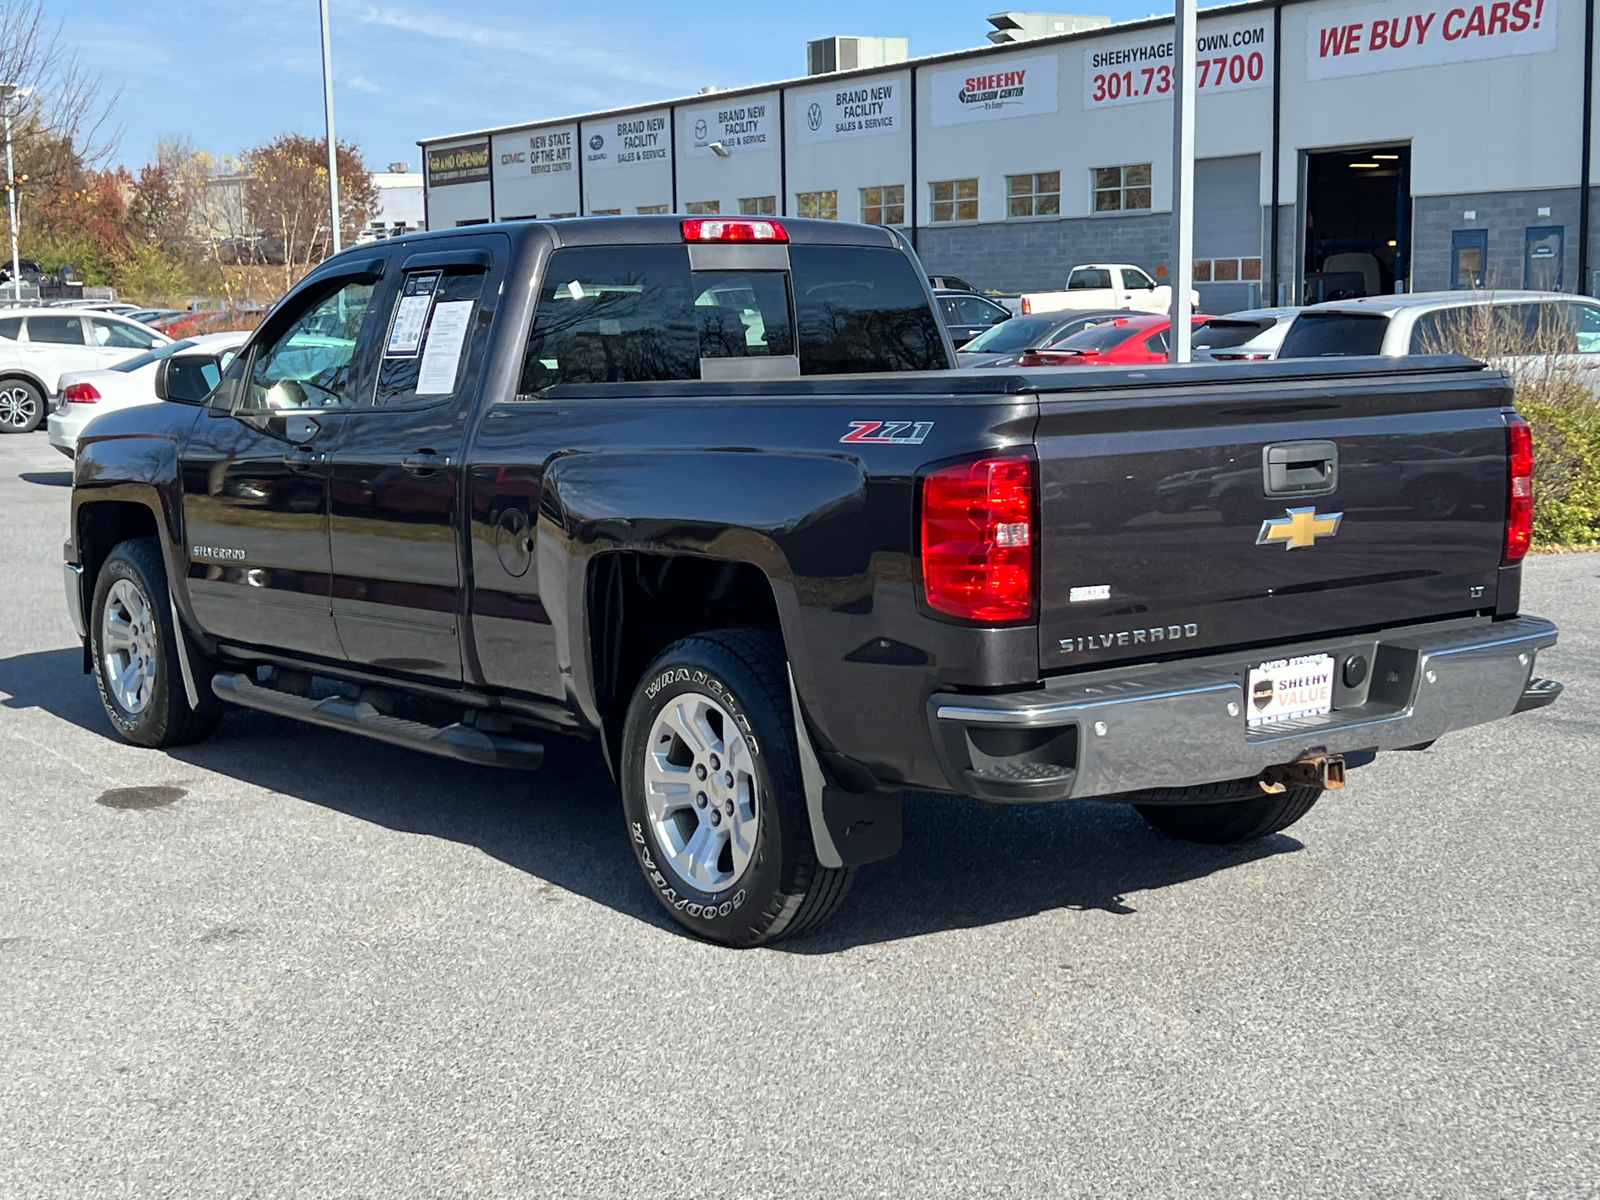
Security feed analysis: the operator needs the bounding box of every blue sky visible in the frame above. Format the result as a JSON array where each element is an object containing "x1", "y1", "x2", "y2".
[{"x1": 52, "y1": 0, "x2": 1182, "y2": 173}]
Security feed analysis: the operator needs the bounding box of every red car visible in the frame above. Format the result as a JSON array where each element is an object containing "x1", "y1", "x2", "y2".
[{"x1": 1016, "y1": 313, "x2": 1212, "y2": 366}]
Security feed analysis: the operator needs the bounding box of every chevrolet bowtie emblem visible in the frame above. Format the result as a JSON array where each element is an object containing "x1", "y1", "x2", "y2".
[{"x1": 1257, "y1": 506, "x2": 1342, "y2": 549}]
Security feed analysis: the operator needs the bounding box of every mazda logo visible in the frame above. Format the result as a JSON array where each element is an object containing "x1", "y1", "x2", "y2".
[{"x1": 694, "y1": 118, "x2": 708, "y2": 141}]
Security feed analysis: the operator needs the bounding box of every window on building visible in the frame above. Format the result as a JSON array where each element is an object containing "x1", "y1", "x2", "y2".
[
  {"x1": 930, "y1": 179, "x2": 978, "y2": 223},
  {"x1": 684, "y1": 201, "x2": 720, "y2": 215},
  {"x1": 591, "y1": 208, "x2": 622, "y2": 216},
  {"x1": 1092, "y1": 164, "x2": 1152, "y2": 213},
  {"x1": 739, "y1": 196, "x2": 777, "y2": 216},
  {"x1": 1006, "y1": 172, "x2": 1060, "y2": 218},
  {"x1": 1193, "y1": 258, "x2": 1263, "y2": 284},
  {"x1": 637, "y1": 205, "x2": 669, "y2": 215},
  {"x1": 549, "y1": 212, "x2": 577, "y2": 219},
  {"x1": 861, "y1": 185, "x2": 905, "y2": 226},
  {"x1": 797, "y1": 191, "x2": 838, "y2": 220}
]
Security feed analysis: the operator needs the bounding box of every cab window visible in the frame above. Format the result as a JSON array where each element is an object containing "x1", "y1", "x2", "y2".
[
  {"x1": 0, "y1": 317, "x2": 20, "y2": 340},
  {"x1": 241, "y1": 279, "x2": 376, "y2": 409},
  {"x1": 26, "y1": 315, "x2": 86, "y2": 345},
  {"x1": 1068, "y1": 268, "x2": 1112, "y2": 290},
  {"x1": 520, "y1": 246, "x2": 698, "y2": 390},
  {"x1": 1120, "y1": 267, "x2": 1155, "y2": 291},
  {"x1": 692, "y1": 270, "x2": 792, "y2": 359},
  {"x1": 375, "y1": 268, "x2": 486, "y2": 405},
  {"x1": 1570, "y1": 302, "x2": 1600, "y2": 353},
  {"x1": 789, "y1": 246, "x2": 947, "y2": 374}
]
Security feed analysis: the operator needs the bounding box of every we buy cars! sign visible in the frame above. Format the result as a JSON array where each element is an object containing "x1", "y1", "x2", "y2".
[{"x1": 1306, "y1": 0, "x2": 1556, "y2": 77}]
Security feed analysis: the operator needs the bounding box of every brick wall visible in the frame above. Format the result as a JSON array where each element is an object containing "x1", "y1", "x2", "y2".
[
  {"x1": 914, "y1": 212, "x2": 1171, "y2": 293},
  {"x1": 1411, "y1": 188, "x2": 1583, "y2": 293}
]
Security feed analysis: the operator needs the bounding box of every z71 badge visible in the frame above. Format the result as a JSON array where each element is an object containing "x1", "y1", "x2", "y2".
[{"x1": 840, "y1": 420, "x2": 934, "y2": 445}]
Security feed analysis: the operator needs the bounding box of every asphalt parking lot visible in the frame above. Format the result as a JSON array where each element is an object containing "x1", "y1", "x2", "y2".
[{"x1": 2, "y1": 431, "x2": 1596, "y2": 1199}]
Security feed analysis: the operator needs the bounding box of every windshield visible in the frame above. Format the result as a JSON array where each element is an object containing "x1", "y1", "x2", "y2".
[
  {"x1": 110, "y1": 339, "x2": 198, "y2": 373},
  {"x1": 961, "y1": 314, "x2": 1058, "y2": 353},
  {"x1": 1278, "y1": 312, "x2": 1390, "y2": 357},
  {"x1": 1052, "y1": 319, "x2": 1151, "y2": 353}
]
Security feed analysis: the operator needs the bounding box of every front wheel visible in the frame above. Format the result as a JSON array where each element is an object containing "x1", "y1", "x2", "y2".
[
  {"x1": 1131, "y1": 777, "x2": 1323, "y2": 843},
  {"x1": 0, "y1": 378, "x2": 45, "y2": 434},
  {"x1": 89, "y1": 538, "x2": 221, "y2": 748},
  {"x1": 619, "y1": 630, "x2": 854, "y2": 947}
]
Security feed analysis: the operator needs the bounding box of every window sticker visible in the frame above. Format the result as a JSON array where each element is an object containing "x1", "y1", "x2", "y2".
[
  {"x1": 416, "y1": 300, "x2": 475, "y2": 395},
  {"x1": 387, "y1": 271, "x2": 441, "y2": 357}
]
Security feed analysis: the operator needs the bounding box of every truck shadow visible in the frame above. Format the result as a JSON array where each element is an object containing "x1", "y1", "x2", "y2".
[{"x1": 1, "y1": 646, "x2": 1300, "y2": 949}]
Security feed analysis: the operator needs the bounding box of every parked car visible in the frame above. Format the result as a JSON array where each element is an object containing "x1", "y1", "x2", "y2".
[
  {"x1": 1191, "y1": 308, "x2": 1302, "y2": 361},
  {"x1": 48, "y1": 332, "x2": 247, "y2": 457},
  {"x1": 958, "y1": 309, "x2": 1126, "y2": 368},
  {"x1": 1016, "y1": 313, "x2": 1211, "y2": 366},
  {"x1": 123, "y1": 308, "x2": 188, "y2": 328},
  {"x1": 0, "y1": 308, "x2": 170, "y2": 433},
  {"x1": 926, "y1": 274, "x2": 978, "y2": 292},
  {"x1": 64, "y1": 215, "x2": 1561, "y2": 947},
  {"x1": 999, "y1": 263, "x2": 1201, "y2": 317},
  {"x1": 934, "y1": 289, "x2": 1011, "y2": 347},
  {"x1": 1277, "y1": 291, "x2": 1600, "y2": 360}
]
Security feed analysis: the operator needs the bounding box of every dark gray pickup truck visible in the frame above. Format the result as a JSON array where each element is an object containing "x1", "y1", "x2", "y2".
[{"x1": 63, "y1": 216, "x2": 1560, "y2": 945}]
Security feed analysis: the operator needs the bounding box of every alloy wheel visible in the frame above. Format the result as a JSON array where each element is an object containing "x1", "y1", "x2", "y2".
[
  {"x1": 643, "y1": 693, "x2": 760, "y2": 892},
  {"x1": 101, "y1": 578, "x2": 158, "y2": 715}
]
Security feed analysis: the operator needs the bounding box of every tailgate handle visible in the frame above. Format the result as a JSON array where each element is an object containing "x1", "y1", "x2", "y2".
[{"x1": 1263, "y1": 440, "x2": 1338, "y2": 497}]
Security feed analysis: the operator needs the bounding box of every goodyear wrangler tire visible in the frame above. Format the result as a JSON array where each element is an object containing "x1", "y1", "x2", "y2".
[
  {"x1": 89, "y1": 538, "x2": 222, "y2": 749},
  {"x1": 619, "y1": 629, "x2": 854, "y2": 947},
  {"x1": 1132, "y1": 778, "x2": 1323, "y2": 844}
]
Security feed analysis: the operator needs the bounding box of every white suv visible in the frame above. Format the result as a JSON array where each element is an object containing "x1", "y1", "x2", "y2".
[{"x1": 0, "y1": 309, "x2": 170, "y2": 434}]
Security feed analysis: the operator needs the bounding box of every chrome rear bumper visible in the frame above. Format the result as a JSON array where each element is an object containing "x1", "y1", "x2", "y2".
[{"x1": 928, "y1": 615, "x2": 1559, "y2": 804}]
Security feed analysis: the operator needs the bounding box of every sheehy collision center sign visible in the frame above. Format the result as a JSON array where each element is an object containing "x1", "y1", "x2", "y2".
[
  {"x1": 1307, "y1": 0, "x2": 1556, "y2": 77},
  {"x1": 792, "y1": 78, "x2": 903, "y2": 142},
  {"x1": 930, "y1": 55, "x2": 1059, "y2": 125},
  {"x1": 1084, "y1": 17, "x2": 1273, "y2": 108}
]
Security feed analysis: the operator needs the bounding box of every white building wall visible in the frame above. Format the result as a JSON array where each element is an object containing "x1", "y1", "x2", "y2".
[
  {"x1": 785, "y1": 70, "x2": 912, "y2": 222},
  {"x1": 581, "y1": 109, "x2": 674, "y2": 213},
  {"x1": 674, "y1": 92, "x2": 782, "y2": 212},
  {"x1": 493, "y1": 124, "x2": 580, "y2": 219}
]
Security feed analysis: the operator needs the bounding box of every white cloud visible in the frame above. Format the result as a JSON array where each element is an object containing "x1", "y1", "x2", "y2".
[{"x1": 346, "y1": 74, "x2": 381, "y2": 93}]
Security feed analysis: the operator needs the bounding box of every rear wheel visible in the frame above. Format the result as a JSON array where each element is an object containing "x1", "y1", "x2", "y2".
[
  {"x1": 619, "y1": 629, "x2": 854, "y2": 947},
  {"x1": 1131, "y1": 777, "x2": 1323, "y2": 844},
  {"x1": 89, "y1": 538, "x2": 221, "y2": 748},
  {"x1": 0, "y1": 378, "x2": 44, "y2": 434}
]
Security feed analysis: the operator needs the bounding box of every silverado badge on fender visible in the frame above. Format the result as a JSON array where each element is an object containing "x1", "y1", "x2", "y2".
[{"x1": 1257, "y1": 507, "x2": 1342, "y2": 550}]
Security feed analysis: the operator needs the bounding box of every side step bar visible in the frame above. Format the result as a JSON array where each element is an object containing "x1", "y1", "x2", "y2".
[{"x1": 211, "y1": 673, "x2": 545, "y2": 770}]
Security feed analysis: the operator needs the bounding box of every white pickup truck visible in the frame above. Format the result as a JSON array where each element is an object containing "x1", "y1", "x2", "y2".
[{"x1": 1000, "y1": 263, "x2": 1201, "y2": 317}]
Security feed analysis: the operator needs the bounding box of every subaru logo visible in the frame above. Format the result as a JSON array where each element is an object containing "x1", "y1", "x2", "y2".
[
  {"x1": 806, "y1": 102, "x2": 823, "y2": 132},
  {"x1": 589, "y1": 134, "x2": 604, "y2": 151}
]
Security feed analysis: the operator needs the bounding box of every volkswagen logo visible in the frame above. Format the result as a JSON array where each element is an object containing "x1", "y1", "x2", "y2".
[
  {"x1": 589, "y1": 133, "x2": 604, "y2": 151},
  {"x1": 806, "y1": 102, "x2": 823, "y2": 132},
  {"x1": 693, "y1": 118, "x2": 708, "y2": 141}
]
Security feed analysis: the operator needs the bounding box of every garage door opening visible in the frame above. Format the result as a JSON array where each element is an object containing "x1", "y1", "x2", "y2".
[{"x1": 1302, "y1": 145, "x2": 1410, "y2": 301}]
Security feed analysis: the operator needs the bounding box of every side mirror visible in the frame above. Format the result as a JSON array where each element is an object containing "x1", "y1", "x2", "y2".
[{"x1": 152, "y1": 360, "x2": 169, "y2": 402}]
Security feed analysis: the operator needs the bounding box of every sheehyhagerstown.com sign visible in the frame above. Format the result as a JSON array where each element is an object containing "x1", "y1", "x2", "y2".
[
  {"x1": 1306, "y1": 0, "x2": 1556, "y2": 77},
  {"x1": 1084, "y1": 17, "x2": 1274, "y2": 108},
  {"x1": 930, "y1": 54, "x2": 1059, "y2": 125},
  {"x1": 793, "y1": 77, "x2": 904, "y2": 142}
]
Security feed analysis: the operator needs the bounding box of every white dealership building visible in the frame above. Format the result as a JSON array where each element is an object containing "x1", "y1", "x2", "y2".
[{"x1": 417, "y1": 0, "x2": 1597, "y2": 310}]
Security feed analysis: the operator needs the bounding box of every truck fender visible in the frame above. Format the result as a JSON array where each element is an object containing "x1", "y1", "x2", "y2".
[{"x1": 540, "y1": 449, "x2": 866, "y2": 730}]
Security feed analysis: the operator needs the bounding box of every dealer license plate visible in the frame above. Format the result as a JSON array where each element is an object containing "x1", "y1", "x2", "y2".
[{"x1": 1246, "y1": 654, "x2": 1335, "y2": 727}]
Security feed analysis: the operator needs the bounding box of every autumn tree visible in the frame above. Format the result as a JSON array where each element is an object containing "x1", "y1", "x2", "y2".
[{"x1": 243, "y1": 134, "x2": 377, "y2": 290}]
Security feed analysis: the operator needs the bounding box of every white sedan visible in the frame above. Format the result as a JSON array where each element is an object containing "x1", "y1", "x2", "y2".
[{"x1": 48, "y1": 332, "x2": 248, "y2": 457}]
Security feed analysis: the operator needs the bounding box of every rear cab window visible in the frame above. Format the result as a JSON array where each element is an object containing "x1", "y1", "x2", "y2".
[
  {"x1": 520, "y1": 241, "x2": 945, "y2": 390},
  {"x1": 1278, "y1": 312, "x2": 1390, "y2": 357},
  {"x1": 1068, "y1": 268, "x2": 1113, "y2": 290}
]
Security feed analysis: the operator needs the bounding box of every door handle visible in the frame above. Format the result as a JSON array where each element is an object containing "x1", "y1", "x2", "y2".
[
  {"x1": 1263, "y1": 440, "x2": 1338, "y2": 497},
  {"x1": 402, "y1": 451, "x2": 452, "y2": 476},
  {"x1": 283, "y1": 446, "x2": 320, "y2": 472}
]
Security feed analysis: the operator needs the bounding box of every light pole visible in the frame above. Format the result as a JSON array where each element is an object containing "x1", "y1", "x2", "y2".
[
  {"x1": 0, "y1": 83, "x2": 33, "y2": 304},
  {"x1": 1167, "y1": 0, "x2": 1197, "y2": 364},
  {"x1": 319, "y1": 0, "x2": 342, "y2": 255}
]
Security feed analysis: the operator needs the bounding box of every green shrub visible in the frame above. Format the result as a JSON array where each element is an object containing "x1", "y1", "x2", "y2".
[{"x1": 1519, "y1": 379, "x2": 1600, "y2": 549}]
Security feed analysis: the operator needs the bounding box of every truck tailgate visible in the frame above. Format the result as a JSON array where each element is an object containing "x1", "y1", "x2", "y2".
[{"x1": 1033, "y1": 360, "x2": 1512, "y2": 674}]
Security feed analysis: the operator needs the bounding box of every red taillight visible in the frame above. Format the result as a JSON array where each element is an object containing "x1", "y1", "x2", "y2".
[
  {"x1": 1017, "y1": 349, "x2": 1085, "y2": 366},
  {"x1": 1020, "y1": 298, "x2": 1033, "y2": 314},
  {"x1": 1504, "y1": 413, "x2": 1534, "y2": 562},
  {"x1": 64, "y1": 382, "x2": 101, "y2": 403},
  {"x1": 681, "y1": 218, "x2": 788, "y2": 243},
  {"x1": 920, "y1": 455, "x2": 1035, "y2": 622}
]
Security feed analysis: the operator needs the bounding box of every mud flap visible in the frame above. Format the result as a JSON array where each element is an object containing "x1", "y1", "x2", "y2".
[{"x1": 787, "y1": 666, "x2": 902, "y2": 868}]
